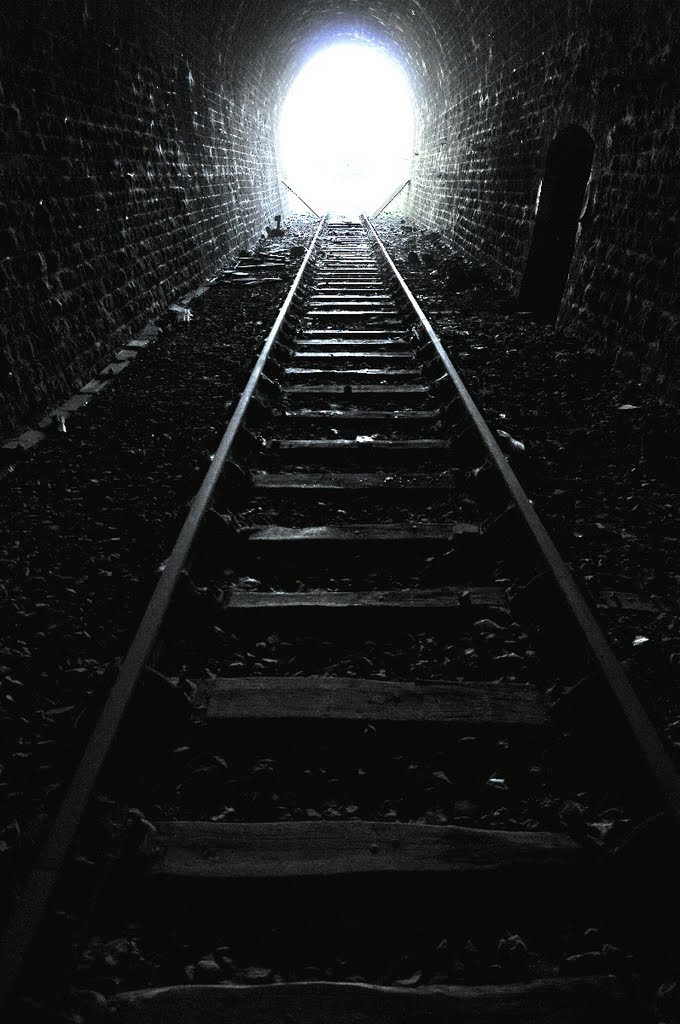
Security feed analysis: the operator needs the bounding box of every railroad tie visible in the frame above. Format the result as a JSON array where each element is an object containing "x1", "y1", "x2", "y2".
[{"x1": 3, "y1": 214, "x2": 677, "y2": 1023}]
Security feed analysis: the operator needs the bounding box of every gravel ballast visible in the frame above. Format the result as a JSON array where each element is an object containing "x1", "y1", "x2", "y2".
[
  {"x1": 2, "y1": 212, "x2": 680, "y2": 1018},
  {"x1": 372, "y1": 213, "x2": 680, "y2": 760},
  {"x1": 0, "y1": 216, "x2": 317, "y2": 921}
]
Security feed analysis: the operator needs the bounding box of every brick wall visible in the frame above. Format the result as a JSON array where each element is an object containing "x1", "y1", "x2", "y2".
[
  {"x1": 0, "y1": 0, "x2": 283, "y2": 436},
  {"x1": 407, "y1": 0, "x2": 680, "y2": 387},
  {"x1": 2, "y1": 0, "x2": 679, "y2": 436}
]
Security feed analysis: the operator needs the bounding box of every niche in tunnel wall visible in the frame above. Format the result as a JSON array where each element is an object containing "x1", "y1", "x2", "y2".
[{"x1": 518, "y1": 125, "x2": 595, "y2": 323}]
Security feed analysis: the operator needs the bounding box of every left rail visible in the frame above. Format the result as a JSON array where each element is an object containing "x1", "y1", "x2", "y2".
[{"x1": 0, "y1": 214, "x2": 327, "y2": 1010}]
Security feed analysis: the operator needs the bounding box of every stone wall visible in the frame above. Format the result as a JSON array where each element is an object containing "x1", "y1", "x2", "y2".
[{"x1": 0, "y1": 0, "x2": 282, "y2": 436}]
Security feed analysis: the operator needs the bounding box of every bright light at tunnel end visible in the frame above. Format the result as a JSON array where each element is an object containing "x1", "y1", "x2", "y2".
[{"x1": 279, "y1": 42, "x2": 415, "y2": 217}]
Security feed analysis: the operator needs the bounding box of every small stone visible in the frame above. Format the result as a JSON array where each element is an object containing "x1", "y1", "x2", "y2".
[
  {"x1": 505, "y1": 934, "x2": 528, "y2": 962},
  {"x1": 214, "y1": 948, "x2": 235, "y2": 975},
  {"x1": 244, "y1": 966, "x2": 273, "y2": 983},
  {"x1": 394, "y1": 970, "x2": 422, "y2": 987},
  {"x1": 559, "y1": 800, "x2": 587, "y2": 837},
  {"x1": 601, "y1": 943, "x2": 625, "y2": 965},
  {"x1": 560, "y1": 951, "x2": 604, "y2": 976},
  {"x1": 195, "y1": 959, "x2": 223, "y2": 981},
  {"x1": 473, "y1": 618, "x2": 511, "y2": 641},
  {"x1": 657, "y1": 981, "x2": 680, "y2": 1017},
  {"x1": 486, "y1": 776, "x2": 508, "y2": 791}
]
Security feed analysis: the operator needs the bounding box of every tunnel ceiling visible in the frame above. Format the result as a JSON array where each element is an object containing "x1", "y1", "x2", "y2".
[
  {"x1": 2, "y1": 0, "x2": 678, "y2": 438},
  {"x1": 206, "y1": 0, "x2": 575, "y2": 115}
]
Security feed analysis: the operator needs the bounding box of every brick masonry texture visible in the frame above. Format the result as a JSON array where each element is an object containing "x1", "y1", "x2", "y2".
[
  {"x1": 405, "y1": 0, "x2": 680, "y2": 390},
  {"x1": 2, "y1": 0, "x2": 679, "y2": 436},
  {"x1": 0, "y1": 0, "x2": 283, "y2": 436}
]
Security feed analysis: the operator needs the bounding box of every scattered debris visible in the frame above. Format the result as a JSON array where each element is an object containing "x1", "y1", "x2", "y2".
[
  {"x1": 266, "y1": 215, "x2": 286, "y2": 238},
  {"x1": 497, "y1": 429, "x2": 526, "y2": 453}
]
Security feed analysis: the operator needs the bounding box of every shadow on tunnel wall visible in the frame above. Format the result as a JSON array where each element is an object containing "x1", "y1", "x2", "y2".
[{"x1": 517, "y1": 126, "x2": 595, "y2": 323}]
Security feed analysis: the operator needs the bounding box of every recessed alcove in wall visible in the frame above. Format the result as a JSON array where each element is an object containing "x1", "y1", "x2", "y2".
[
  {"x1": 278, "y1": 42, "x2": 415, "y2": 216},
  {"x1": 3, "y1": 1, "x2": 677, "y2": 437},
  {"x1": 518, "y1": 125, "x2": 595, "y2": 322}
]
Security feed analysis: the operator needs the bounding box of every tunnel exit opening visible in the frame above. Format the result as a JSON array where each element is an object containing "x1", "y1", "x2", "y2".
[
  {"x1": 518, "y1": 125, "x2": 595, "y2": 322},
  {"x1": 279, "y1": 42, "x2": 415, "y2": 217}
]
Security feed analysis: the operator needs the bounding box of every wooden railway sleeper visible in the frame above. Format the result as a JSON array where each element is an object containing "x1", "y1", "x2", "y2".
[
  {"x1": 451, "y1": 422, "x2": 486, "y2": 463},
  {"x1": 244, "y1": 393, "x2": 278, "y2": 427},
  {"x1": 4, "y1": 214, "x2": 680, "y2": 1022},
  {"x1": 418, "y1": 352, "x2": 447, "y2": 379},
  {"x1": 438, "y1": 396, "x2": 474, "y2": 431},
  {"x1": 232, "y1": 425, "x2": 265, "y2": 459},
  {"x1": 483, "y1": 503, "x2": 542, "y2": 572},
  {"x1": 213, "y1": 458, "x2": 251, "y2": 499},
  {"x1": 258, "y1": 373, "x2": 282, "y2": 400},
  {"x1": 510, "y1": 569, "x2": 600, "y2": 630},
  {"x1": 277, "y1": 321, "x2": 299, "y2": 344},
  {"x1": 466, "y1": 458, "x2": 515, "y2": 514},
  {"x1": 430, "y1": 370, "x2": 457, "y2": 399},
  {"x1": 551, "y1": 672, "x2": 629, "y2": 734},
  {"x1": 192, "y1": 507, "x2": 245, "y2": 577},
  {"x1": 262, "y1": 353, "x2": 288, "y2": 380},
  {"x1": 289, "y1": 292, "x2": 309, "y2": 311}
]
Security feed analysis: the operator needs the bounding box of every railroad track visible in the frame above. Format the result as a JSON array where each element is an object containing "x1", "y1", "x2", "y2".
[{"x1": 3, "y1": 217, "x2": 680, "y2": 1022}]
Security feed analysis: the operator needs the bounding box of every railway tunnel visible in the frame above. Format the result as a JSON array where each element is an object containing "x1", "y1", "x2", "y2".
[
  {"x1": 1, "y1": 0, "x2": 679, "y2": 437},
  {"x1": 3, "y1": 2, "x2": 680, "y2": 1019}
]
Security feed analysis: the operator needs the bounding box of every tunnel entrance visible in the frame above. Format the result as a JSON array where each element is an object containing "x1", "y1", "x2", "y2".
[
  {"x1": 518, "y1": 125, "x2": 595, "y2": 321},
  {"x1": 279, "y1": 43, "x2": 415, "y2": 217}
]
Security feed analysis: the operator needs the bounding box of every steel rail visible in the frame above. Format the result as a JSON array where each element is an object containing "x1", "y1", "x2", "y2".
[
  {"x1": 281, "y1": 180, "x2": 321, "y2": 218},
  {"x1": 0, "y1": 214, "x2": 329, "y2": 1010},
  {"x1": 364, "y1": 213, "x2": 680, "y2": 822},
  {"x1": 373, "y1": 179, "x2": 411, "y2": 218}
]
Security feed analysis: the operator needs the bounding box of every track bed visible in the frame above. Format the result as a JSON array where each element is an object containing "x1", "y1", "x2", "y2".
[{"x1": 2, "y1": 218, "x2": 679, "y2": 1023}]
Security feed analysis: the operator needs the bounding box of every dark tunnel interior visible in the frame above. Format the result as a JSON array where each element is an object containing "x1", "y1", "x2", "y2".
[
  {"x1": 2, "y1": 2, "x2": 680, "y2": 1018},
  {"x1": 1, "y1": 0, "x2": 679, "y2": 436}
]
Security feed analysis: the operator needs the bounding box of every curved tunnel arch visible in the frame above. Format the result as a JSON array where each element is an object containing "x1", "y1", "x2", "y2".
[
  {"x1": 212, "y1": 0, "x2": 493, "y2": 131},
  {"x1": 2, "y1": 0, "x2": 678, "y2": 434},
  {"x1": 221, "y1": 0, "x2": 582, "y2": 239}
]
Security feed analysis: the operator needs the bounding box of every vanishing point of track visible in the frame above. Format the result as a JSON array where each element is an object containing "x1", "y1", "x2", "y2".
[{"x1": 2, "y1": 215, "x2": 679, "y2": 1020}]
